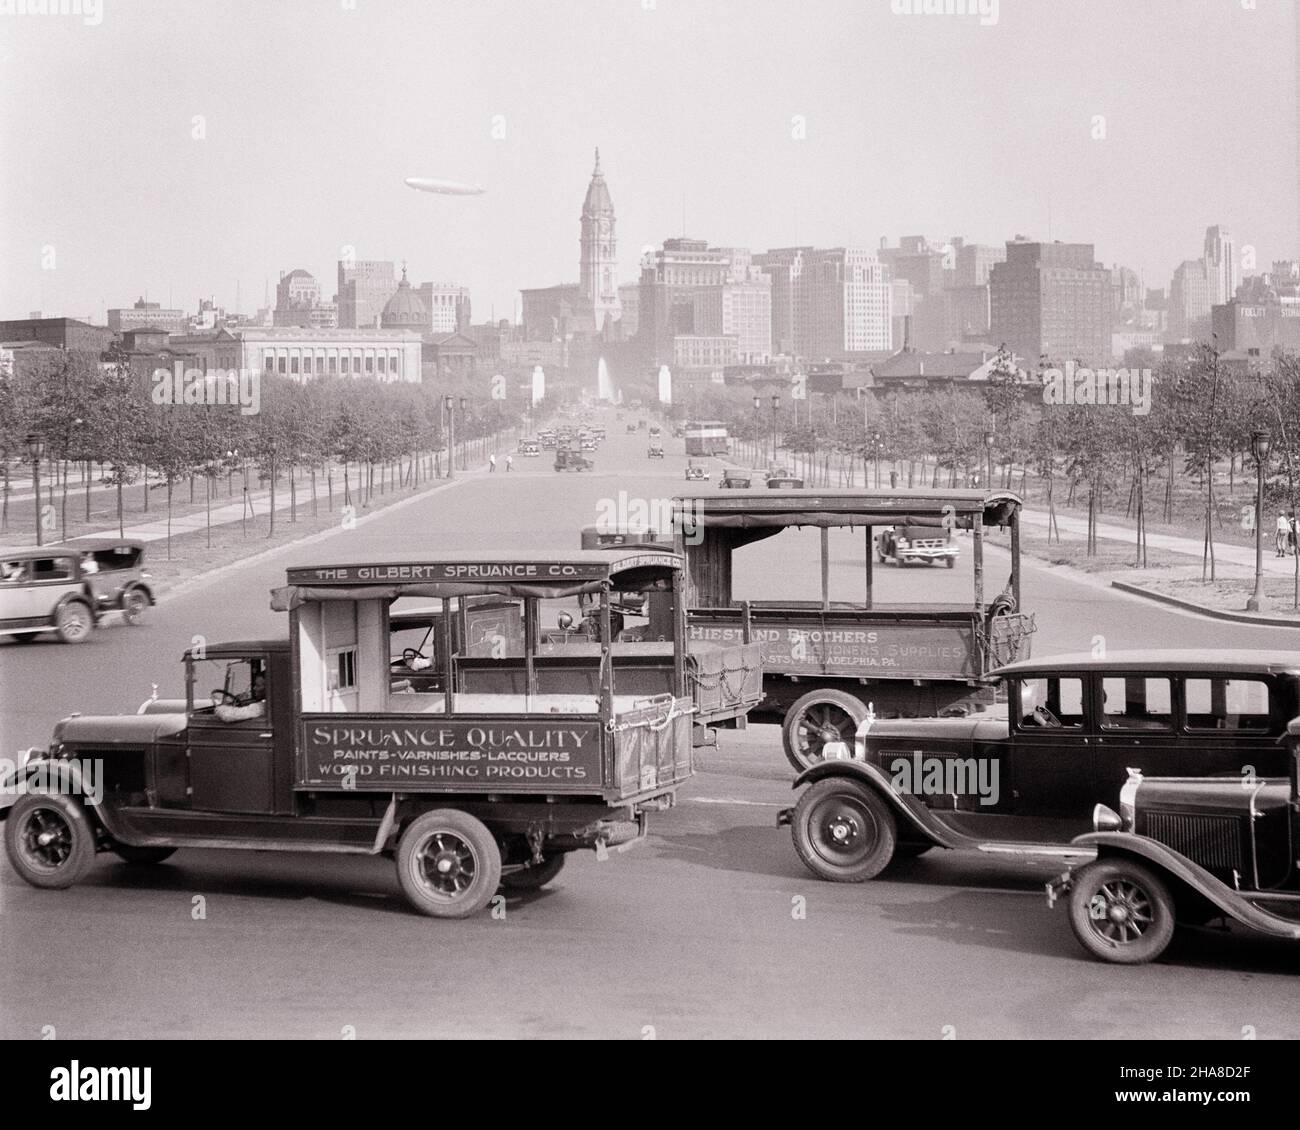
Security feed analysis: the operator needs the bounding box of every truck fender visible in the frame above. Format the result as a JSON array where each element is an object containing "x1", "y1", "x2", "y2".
[
  {"x1": 791, "y1": 760, "x2": 951, "y2": 846},
  {"x1": 5, "y1": 757, "x2": 121, "y2": 838},
  {"x1": 1070, "y1": 832, "x2": 1300, "y2": 939}
]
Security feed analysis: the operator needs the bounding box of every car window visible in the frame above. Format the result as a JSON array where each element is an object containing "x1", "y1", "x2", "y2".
[
  {"x1": 1101, "y1": 676, "x2": 1173, "y2": 730},
  {"x1": 1184, "y1": 678, "x2": 1271, "y2": 731},
  {"x1": 1017, "y1": 676, "x2": 1085, "y2": 729},
  {"x1": 30, "y1": 557, "x2": 73, "y2": 582},
  {"x1": 0, "y1": 560, "x2": 28, "y2": 582}
]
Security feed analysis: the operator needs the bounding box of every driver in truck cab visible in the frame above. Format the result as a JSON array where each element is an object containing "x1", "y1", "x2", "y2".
[{"x1": 215, "y1": 668, "x2": 267, "y2": 723}]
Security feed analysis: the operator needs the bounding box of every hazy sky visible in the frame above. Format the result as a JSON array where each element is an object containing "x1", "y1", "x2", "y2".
[{"x1": 1, "y1": 0, "x2": 1296, "y2": 324}]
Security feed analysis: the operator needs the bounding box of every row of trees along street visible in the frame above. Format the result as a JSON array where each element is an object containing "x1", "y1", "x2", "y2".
[
  {"x1": 664, "y1": 346, "x2": 1300, "y2": 603},
  {"x1": 0, "y1": 350, "x2": 525, "y2": 551}
]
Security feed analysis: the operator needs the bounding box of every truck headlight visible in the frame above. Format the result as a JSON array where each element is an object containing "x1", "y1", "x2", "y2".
[
  {"x1": 1119, "y1": 768, "x2": 1142, "y2": 830},
  {"x1": 1092, "y1": 804, "x2": 1122, "y2": 832}
]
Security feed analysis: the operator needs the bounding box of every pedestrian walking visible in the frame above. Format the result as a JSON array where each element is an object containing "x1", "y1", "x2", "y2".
[
  {"x1": 489, "y1": 454, "x2": 497, "y2": 473},
  {"x1": 505, "y1": 454, "x2": 513, "y2": 472},
  {"x1": 1276, "y1": 513, "x2": 1289, "y2": 557}
]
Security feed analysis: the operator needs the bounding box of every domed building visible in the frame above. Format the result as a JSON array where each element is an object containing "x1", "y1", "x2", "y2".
[{"x1": 380, "y1": 264, "x2": 428, "y2": 331}]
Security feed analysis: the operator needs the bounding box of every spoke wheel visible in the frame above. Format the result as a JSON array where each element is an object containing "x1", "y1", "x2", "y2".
[
  {"x1": 122, "y1": 590, "x2": 149, "y2": 626},
  {"x1": 1067, "y1": 859, "x2": 1176, "y2": 965},
  {"x1": 4, "y1": 794, "x2": 95, "y2": 889},
  {"x1": 782, "y1": 689, "x2": 866, "y2": 772},
  {"x1": 792, "y1": 777, "x2": 896, "y2": 882},
  {"x1": 397, "y1": 809, "x2": 501, "y2": 919}
]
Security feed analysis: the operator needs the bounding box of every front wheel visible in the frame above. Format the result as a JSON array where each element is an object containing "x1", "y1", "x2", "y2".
[
  {"x1": 792, "y1": 777, "x2": 897, "y2": 882},
  {"x1": 5, "y1": 793, "x2": 95, "y2": 889},
  {"x1": 1066, "y1": 859, "x2": 1176, "y2": 965},
  {"x1": 122, "y1": 589, "x2": 149, "y2": 625},
  {"x1": 499, "y1": 853, "x2": 566, "y2": 891},
  {"x1": 396, "y1": 809, "x2": 502, "y2": 919},
  {"x1": 55, "y1": 601, "x2": 93, "y2": 644},
  {"x1": 781, "y1": 688, "x2": 867, "y2": 772}
]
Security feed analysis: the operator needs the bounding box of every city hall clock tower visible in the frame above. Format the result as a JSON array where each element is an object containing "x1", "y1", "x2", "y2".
[{"x1": 579, "y1": 147, "x2": 621, "y2": 333}]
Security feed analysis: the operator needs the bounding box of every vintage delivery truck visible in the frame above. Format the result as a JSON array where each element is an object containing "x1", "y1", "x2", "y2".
[
  {"x1": 670, "y1": 488, "x2": 1036, "y2": 770},
  {"x1": 1, "y1": 550, "x2": 759, "y2": 919}
]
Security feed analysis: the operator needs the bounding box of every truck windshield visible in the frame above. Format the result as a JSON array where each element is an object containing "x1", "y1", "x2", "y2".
[{"x1": 192, "y1": 657, "x2": 266, "y2": 711}]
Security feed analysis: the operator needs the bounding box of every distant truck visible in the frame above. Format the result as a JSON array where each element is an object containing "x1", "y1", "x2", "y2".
[
  {"x1": 647, "y1": 443, "x2": 665, "y2": 459},
  {"x1": 554, "y1": 447, "x2": 593, "y2": 472},
  {"x1": 1, "y1": 551, "x2": 760, "y2": 919}
]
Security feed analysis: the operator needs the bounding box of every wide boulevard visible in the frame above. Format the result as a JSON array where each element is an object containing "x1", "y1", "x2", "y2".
[{"x1": 2, "y1": 419, "x2": 1296, "y2": 1039}]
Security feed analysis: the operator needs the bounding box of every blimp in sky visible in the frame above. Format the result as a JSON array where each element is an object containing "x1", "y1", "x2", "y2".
[{"x1": 404, "y1": 176, "x2": 486, "y2": 196}]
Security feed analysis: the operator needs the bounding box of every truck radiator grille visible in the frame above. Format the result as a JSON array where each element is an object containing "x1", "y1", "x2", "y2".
[{"x1": 1140, "y1": 811, "x2": 1242, "y2": 872}]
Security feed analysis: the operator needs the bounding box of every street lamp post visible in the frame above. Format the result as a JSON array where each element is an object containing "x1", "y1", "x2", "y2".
[
  {"x1": 872, "y1": 430, "x2": 881, "y2": 488},
  {"x1": 752, "y1": 395, "x2": 761, "y2": 465},
  {"x1": 26, "y1": 433, "x2": 45, "y2": 546},
  {"x1": 983, "y1": 427, "x2": 995, "y2": 491},
  {"x1": 1247, "y1": 428, "x2": 1271, "y2": 612},
  {"x1": 770, "y1": 394, "x2": 780, "y2": 468},
  {"x1": 460, "y1": 397, "x2": 468, "y2": 471},
  {"x1": 443, "y1": 396, "x2": 456, "y2": 481}
]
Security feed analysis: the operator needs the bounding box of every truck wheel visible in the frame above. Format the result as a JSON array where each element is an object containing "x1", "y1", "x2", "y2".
[
  {"x1": 5, "y1": 794, "x2": 95, "y2": 889},
  {"x1": 397, "y1": 809, "x2": 502, "y2": 919},
  {"x1": 500, "y1": 853, "x2": 566, "y2": 891},
  {"x1": 54, "y1": 601, "x2": 93, "y2": 644},
  {"x1": 113, "y1": 844, "x2": 176, "y2": 865},
  {"x1": 782, "y1": 688, "x2": 867, "y2": 772},
  {"x1": 1066, "y1": 859, "x2": 1176, "y2": 965},
  {"x1": 792, "y1": 777, "x2": 896, "y2": 882},
  {"x1": 122, "y1": 590, "x2": 149, "y2": 625}
]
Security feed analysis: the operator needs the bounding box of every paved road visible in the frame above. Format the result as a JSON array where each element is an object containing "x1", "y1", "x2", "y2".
[{"x1": 1, "y1": 417, "x2": 1296, "y2": 1039}]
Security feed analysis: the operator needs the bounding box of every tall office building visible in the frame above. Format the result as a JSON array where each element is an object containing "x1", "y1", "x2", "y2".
[
  {"x1": 1203, "y1": 225, "x2": 1238, "y2": 308},
  {"x1": 988, "y1": 239, "x2": 1112, "y2": 365},
  {"x1": 1168, "y1": 259, "x2": 1211, "y2": 342},
  {"x1": 274, "y1": 269, "x2": 321, "y2": 327},
  {"x1": 417, "y1": 283, "x2": 471, "y2": 335},
  {"x1": 800, "y1": 248, "x2": 892, "y2": 358},
  {"x1": 337, "y1": 259, "x2": 397, "y2": 329},
  {"x1": 754, "y1": 246, "x2": 810, "y2": 356}
]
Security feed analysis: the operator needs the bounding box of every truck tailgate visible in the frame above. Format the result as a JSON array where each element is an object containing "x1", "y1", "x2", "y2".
[{"x1": 687, "y1": 641, "x2": 764, "y2": 722}]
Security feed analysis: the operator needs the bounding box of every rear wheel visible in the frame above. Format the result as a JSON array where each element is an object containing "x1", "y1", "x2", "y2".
[
  {"x1": 54, "y1": 601, "x2": 93, "y2": 644},
  {"x1": 1067, "y1": 859, "x2": 1176, "y2": 964},
  {"x1": 122, "y1": 589, "x2": 149, "y2": 625},
  {"x1": 500, "y1": 853, "x2": 566, "y2": 891},
  {"x1": 5, "y1": 794, "x2": 95, "y2": 889},
  {"x1": 792, "y1": 777, "x2": 897, "y2": 881},
  {"x1": 397, "y1": 809, "x2": 502, "y2": 919},
  {"x1": 782, "y1": 688, "x2": 867, "y2": 772}
]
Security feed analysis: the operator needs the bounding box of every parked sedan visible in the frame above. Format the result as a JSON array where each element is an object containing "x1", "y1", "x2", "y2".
[{"x1": 780, "y1": 650, "x2": 1300, "y2": 885}]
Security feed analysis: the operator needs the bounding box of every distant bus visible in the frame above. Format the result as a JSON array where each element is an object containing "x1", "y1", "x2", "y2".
[{"x1": 684, "y1": 420, "x2": 729, "y2": 457}]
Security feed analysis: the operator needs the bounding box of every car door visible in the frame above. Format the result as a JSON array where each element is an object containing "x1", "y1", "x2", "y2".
[
  {"x1": 188, "y1": 656, "x2": 277, "y2": 814},
  {"x1": 1091, "y1": 673, "x2": 1182, "y2": 807},
  {"x1": 1008, "y1": 673, "x2": 1097, "y2": 842}
]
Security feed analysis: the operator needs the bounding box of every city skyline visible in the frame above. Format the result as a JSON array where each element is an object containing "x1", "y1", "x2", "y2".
[{"x1": 1, "y1": 0, "x2": 1296, "y2": 325}]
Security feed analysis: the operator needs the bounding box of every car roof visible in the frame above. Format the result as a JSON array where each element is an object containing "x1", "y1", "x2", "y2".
[
  {"x1": 54, "y1": 538, "x2": 147, "y2": 553},
  {"x1": 992, "y1": 649, "x2": 1300, "y2": 678},
  {"x1": 0, "y1": 546, "x2": 84, "y2": 560}
]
